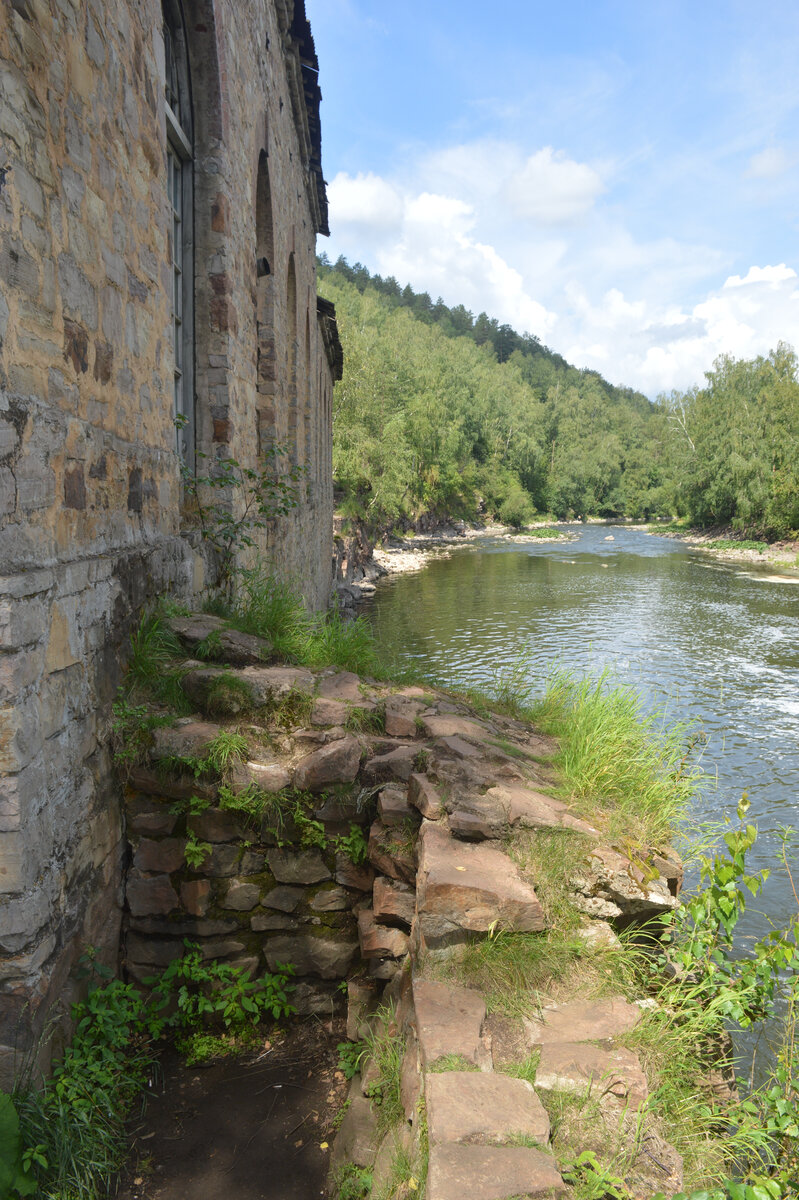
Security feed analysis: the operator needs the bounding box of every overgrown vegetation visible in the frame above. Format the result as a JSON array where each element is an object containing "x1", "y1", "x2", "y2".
[
  {"x1": 233, "y1": 568, "x2": 384, "y2": 677},
  {"x1": 178, "y1": 432, "x2": 305, "y2": 596},
  {"x1": 5, "y1": 947, "x2": 295, "y2": 1200},
  {"x1": 318, "y1": 256, "x2": 672, "y2": 528}
]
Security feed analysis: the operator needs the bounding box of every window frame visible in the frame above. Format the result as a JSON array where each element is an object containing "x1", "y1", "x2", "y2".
[{"x1": 163, "y1": 3, "x2": 195, "y2": 469}]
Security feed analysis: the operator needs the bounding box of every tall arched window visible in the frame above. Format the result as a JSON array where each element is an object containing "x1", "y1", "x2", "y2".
[
  {"x1": 286, "y1": 254, "x2": 298, "y2": 465},
  {"x1": 163, "y1": 0, "x2": 194, "y2": 465},
  {"x1": 255, "y1": 150, "x2": 276, "y2": 453}
]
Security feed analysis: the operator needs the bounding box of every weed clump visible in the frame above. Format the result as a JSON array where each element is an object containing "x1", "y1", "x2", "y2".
[{"x1": 528, "y1": 668, "x2": 702, "y2": 844}]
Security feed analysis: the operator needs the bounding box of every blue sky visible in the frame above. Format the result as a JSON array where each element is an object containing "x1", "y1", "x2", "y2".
[{"x1": 307, "y1": 0, "x2": 799, "y2": 395}]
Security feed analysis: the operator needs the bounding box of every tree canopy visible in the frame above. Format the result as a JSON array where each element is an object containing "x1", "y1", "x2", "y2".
[{"x1": 318, "y1": 256, "x2": 799, "y2": 540}]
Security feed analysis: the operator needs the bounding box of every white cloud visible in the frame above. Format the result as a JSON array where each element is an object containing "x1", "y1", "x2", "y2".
[
  {"x1": 328, "y1": 171, "x2": 557, "y2": 337},
  {"x1": 506, "y1": 147, "x2": 604, "y2": 224},
  {"x1": 724, "y1": 263, "x2": 796, "y2": 287},
  {"x1": 561, "y1": 265, "x2": 799, "y2": 393},
  {"x1": 327, "y1": 171, "x2": 404, "y2": 232},
  {"x1": 326, "y1": 157, "x2": 799, "y2": 397},
  {"x1": 746, "y1": 146, "x2": 792, "y2": 178}
]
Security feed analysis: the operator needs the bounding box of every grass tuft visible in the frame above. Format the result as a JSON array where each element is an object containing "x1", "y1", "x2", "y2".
[
  {"x1": 527, "y1": 668, "x2": 703, "y2": 844},
  {"x1": 234, "y1": 568, "x2": 384, "y2": 677},
  {"x1": 124, "y1": 613, "x2": 192, "y2": 713},
  {"x1": 437, "y1": 929, "x2": 590, "y2": 1018},
  {"x1": 360, "y1": 1007, "x2": 405, "y2": 1134}
]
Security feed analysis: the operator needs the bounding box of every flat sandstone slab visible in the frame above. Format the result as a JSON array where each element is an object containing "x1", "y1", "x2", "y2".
[
  {"x1": 426, "y1": 1072, "x2": 551, "y2": 1145},
  {"x1": 536, "y1": 1042, "x2": 648, "y2": 1109},
  {"x1": 485, "y1": 783, "x2": 599, "y2": 836},
  {"x1": 427, "y1": 1144, "x2": 565, "y2": 1200},
  {"x1": 526, "y1": 997, "x2": 642, "y2": 1045},
  {"x1": 413, "y1": 978, "x2": 485, "y2": 1068},
  {"x1": 417, "y1": 822, "x2": 545, "y2": 945},
  {"x1": 421, "y1": 715, "x2": 493, "y2": 740}
]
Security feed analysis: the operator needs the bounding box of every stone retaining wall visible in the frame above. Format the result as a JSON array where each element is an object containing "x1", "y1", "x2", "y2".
[{"x1": 0, "y1": 0, "x2": 340, "y2": 1080}]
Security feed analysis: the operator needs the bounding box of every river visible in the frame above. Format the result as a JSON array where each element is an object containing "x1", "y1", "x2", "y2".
[{"x1": 363, "y1": 524, "x2": 799, "y2": 953}]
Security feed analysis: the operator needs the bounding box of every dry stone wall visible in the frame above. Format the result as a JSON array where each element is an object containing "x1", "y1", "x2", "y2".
[{"x1": 0, "y1": 0, "x2": 340, "y2": 1080}]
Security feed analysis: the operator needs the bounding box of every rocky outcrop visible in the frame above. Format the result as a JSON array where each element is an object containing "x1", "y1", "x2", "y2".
[{"x1": 118, "y1": 614, "x2": 686, "y2": 1197}]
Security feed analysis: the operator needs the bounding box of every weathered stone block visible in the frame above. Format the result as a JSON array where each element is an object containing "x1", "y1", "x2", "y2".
[
  {"x1": 407, "y1": 772, "x2": 445, "y2": 820},
  {"x1": 372, "y1": 877, "x2": 415, "y2": 929},
  {"x1": 188, "y1": 808, "x2": 249, "y2": 843},
  {"x1": 233, "y1": 760, "x2": 291, "y2": 795},
  {"x1": 310, "y1": 885, "x2": 350, "y2": 912},
  {"x1": 357, "y1": 909, "x2": 408, "y2": 959},
  {"x1": 126, "y1": 870, "x2": 179, "y2": 917},
  {"x1": 416, "y1": 822, "x2": 546, "y2": 947},
  {"x1": 367, "y1": 819, "x2": 416, "y2": 884},
  {"x1": 293, "y1": 734, "x2": 361, "y2": 791},
  {"x1": 132, "y1": 837, "x2": 185, "y2": 873},
  {"x1": 251, "y1": 912, "x2": 299, "y2": 932},
  {"x1": 126, "y1": 800, "x2": 177, "y2": 837},
  {"x1": 377, "y1": 783, "x2": 419, "y2": 828},
  {"x1": 222, "y1": 880, "x2": 260, "y2": 911},
  {"x1": 311, "y1": 697, "x2": 348, "y2": 727},
  {"x1": 413, "y1": 979, "x2": 486, "y2": 1069},
  {"x1": 263, "y1": 885, "x2": 305, "y2": 912},
  {"x1": 201, "y1": 843, "x2": 241, "y2": 877},
  {"x1": 426, "y1": 1072, "x2": 551, "y2": 1146},
  {"x1": 335, "y1": 853, "x2": 374, "y2": 892},
  {"x1": 266, "y1": 848, "x2": 331, "y2": 885},
  {"x1": 426, "y1": 1144, "x2": 564, "y2": 1200},
  {"x1": 361, "y1": 744, "x2": 418, "y2": 785},
  {"x1": 384, "y1": 694, "x2": 424, "y2": 738},
  {"x1": 180, "y1": 879, "x2": 211, "y2": 917},
  {"x1": 263, "y1": 932, "x2": 358, "y2": 979}
]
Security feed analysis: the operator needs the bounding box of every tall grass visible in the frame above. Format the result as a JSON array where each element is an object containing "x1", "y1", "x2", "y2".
[
  {"x1": 235, "y1": 568, "x2": 383, "y2": 677},
  {"x1": 124, "y1": 612, "x2": 192, "y2": 712},
  {"x1": 528, "y1": 669, "x2": 703, "y2": 844}
]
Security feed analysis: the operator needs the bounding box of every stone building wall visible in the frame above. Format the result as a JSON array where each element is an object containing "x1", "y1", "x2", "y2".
[{"x1": 0, "y1": 0, "x2": 341, "y2": 1079}]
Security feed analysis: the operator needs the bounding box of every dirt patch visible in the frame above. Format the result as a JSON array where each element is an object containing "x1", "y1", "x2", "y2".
[{"x1": 118, "y1": 1018, "x2": 348, "y2": 1200}]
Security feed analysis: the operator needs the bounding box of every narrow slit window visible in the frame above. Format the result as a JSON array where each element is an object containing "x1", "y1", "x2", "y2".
[{"x1": 163, "y1": 1, "x2": 194, "y2": 466}]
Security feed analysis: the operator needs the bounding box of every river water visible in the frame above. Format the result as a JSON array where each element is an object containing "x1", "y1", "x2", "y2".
[{"x1": 364, "y1": 524, "x2": 799, "y2": 946}]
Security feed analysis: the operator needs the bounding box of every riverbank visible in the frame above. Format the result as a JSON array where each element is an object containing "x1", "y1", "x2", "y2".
[
  {"x1": 372, "y1": 523, "x2": 577, "y2": 578},
  {"x1": 647, "y1": 524, "x2": 799, "y2": 577}
]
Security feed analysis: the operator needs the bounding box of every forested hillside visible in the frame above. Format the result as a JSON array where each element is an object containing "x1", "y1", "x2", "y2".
[
  {"x1": 661, "y1": 345, "x2": 799, "y2": 538},
  {"x1": 318, "y1": 256, "x2": 799, "y2": 540}
]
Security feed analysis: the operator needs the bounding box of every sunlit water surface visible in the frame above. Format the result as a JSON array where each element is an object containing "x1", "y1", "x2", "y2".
[{"x1": 364, "y1": 525, "x2": 799, "y2": 963}]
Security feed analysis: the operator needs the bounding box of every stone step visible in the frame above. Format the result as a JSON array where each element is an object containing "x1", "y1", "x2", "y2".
[
  {"x1": 525, "y1": 997, "x2": 642, "y2": 1045},
  {"x1": 426, "y1": 1144, "x2": 565, "y2": 1200},
  {"x1": 484, "y1": 782, "x2": 599, "y2": 836},
  {"x1": 416, "y1": 822, "x2": 545, "y2": 947},
  {"x1": 413, "y1": 978, "x2": 486, "y2": 1069},
  {"x1": 535, "y1": 1042, "x2": 648, "y2": 1110},
  {"x1": 426, "y1": 1071, "x2": 551, "y2": 1146},
  {"x1": 166, "y1": 614, "x2": 273, "y2": 665}
]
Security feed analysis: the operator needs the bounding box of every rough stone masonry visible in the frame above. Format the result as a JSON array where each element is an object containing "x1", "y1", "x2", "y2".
[{"x1": 0, "y1": 0, "x2": 342, "y2": 1081}]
